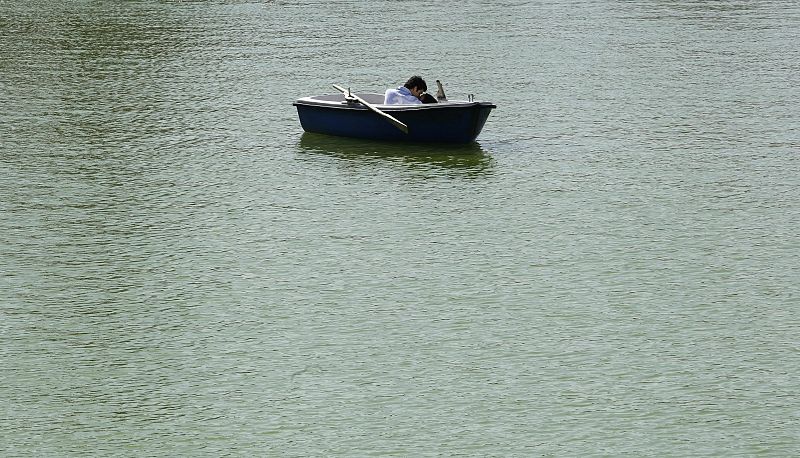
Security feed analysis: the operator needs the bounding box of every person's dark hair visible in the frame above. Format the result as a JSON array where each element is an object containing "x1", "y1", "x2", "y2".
[
  {"x1": 404, "y1": 75, "x2": 427, "y2": 92},
  {"x1": 419, "y1": 93, "x2": 438, "y2": 104}
]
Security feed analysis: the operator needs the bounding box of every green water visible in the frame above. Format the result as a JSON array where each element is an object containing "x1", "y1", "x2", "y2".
[{"x1": 1, "y1": 1, "x2": 798, "y2": 455}]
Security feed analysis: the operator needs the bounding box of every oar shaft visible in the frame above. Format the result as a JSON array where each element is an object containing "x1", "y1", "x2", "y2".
[{"x1": 332, "y1": 85, "x2": 409, "y2": 134}]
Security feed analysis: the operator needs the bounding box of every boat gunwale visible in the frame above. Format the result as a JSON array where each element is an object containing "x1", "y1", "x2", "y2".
[{"x1": 293, "y1": 94, "x2": 496, "y2": 111}]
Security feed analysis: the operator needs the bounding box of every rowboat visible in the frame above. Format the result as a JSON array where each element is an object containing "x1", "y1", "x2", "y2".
[{"x1": 293, "y1": 85, "x2": 496, "y2": 143}]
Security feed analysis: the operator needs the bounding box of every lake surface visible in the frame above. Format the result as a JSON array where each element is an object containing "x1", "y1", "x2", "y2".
[{"x1": 1, "y1": 0, "x2": 798, "y2": 455}]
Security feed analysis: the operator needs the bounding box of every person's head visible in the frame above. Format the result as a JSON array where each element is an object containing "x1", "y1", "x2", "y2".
[
  {"x1": 419, "y1": 92, "x2": 439, "y2": 104},
  {"x1": 404, "y1": 75, "x2": 427, "y2": 99}
]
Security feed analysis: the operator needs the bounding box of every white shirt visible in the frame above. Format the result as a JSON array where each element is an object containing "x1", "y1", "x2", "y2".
[{"x1": 384, "y1": 86, "x2": 422, "y2": 105}]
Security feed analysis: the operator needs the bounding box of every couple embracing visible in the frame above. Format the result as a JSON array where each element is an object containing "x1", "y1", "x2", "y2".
[{"x1": 384, "y1": 76, "x2": 446, "y2": 105}]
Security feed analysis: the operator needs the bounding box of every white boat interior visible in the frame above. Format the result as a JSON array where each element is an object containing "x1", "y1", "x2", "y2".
[{"x1": 296, "y1": 93, "x2": 482, "y2": 109}]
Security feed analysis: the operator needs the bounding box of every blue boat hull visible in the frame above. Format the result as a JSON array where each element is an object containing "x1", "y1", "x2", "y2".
[{"x1": 294, "y1": 95, "x2": 495, "y2": 143}]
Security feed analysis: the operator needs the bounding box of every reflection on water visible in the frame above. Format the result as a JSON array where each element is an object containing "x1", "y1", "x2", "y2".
[{"x1": 297, "y1": 132, "x2": 494, "y2": 173}]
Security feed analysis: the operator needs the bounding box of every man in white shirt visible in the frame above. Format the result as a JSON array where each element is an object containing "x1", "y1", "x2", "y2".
[{"x1": 384, "y1": 76, "x2": 428, "y2": 104}]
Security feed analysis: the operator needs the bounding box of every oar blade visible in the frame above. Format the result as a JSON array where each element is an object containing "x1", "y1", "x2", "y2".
[{"x1": 391, "y1": 119, "x2": 409, "y2": 134}]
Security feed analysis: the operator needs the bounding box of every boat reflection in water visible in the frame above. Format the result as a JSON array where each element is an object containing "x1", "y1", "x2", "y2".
[{"x1": 297, "y1": 132, "x2": 494, "y2": 174}]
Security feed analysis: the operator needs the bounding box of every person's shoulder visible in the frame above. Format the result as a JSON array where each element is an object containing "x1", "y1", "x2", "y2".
[{"x1": 384, "y1": 88, "x2": 398, "y2": 104}]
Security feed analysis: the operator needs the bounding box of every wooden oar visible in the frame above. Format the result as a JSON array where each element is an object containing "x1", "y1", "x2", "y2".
[{"x1": 332, "y1": 84, "x2": 409, "y2": 134}]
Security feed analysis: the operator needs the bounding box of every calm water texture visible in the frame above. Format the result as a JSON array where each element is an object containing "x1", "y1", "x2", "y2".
[{"x1": 1, "y1": 0, "x2": 799, "y2": 455}]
